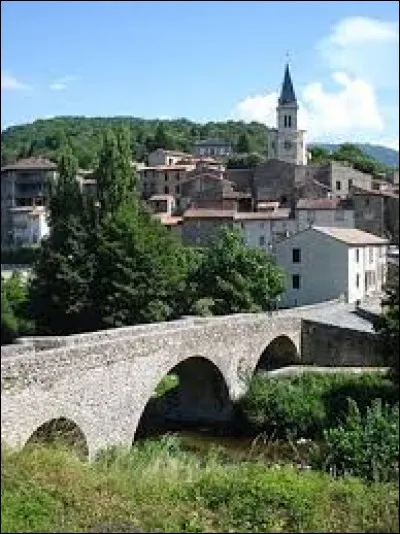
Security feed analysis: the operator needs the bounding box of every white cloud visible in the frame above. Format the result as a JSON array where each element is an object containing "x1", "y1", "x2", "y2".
[
  {"x1": 49, "y1": 75, "x2": 78, "y2": 91},
  {"x1": 318, "y1": 16, "x2": 399, "y2": 88},
  {"x1": 231, "y1": 71, "x2": 384, "y2": 144},
  {"x1": 1, "y1": 72, "x2": 31, "y2": 91}
]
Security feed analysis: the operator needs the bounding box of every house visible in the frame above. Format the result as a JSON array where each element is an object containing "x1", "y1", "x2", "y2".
[
  {"x1": 147, "y1": 149, "x2": 193, "y2": 167},
  {"x1": 1, "y1": 157, "x2": 57, "y2": 246},
  {"x1": 275, "y1": 226, "x2": 388, "y2": 308},
  {"x1": 138, "y1": 162, "x2": 196, "y2": 201},
  {"x1": 295, "y1": 197, "x2": 354, "y2": 231},
  {"x1": 351, "y1": 187, "x2": 399, "y2": 244},
  {"x1": 193, "y1": 139, "x2": 233, "y2": 159},
  {"x1": 147, "y1": 194, "x2": 176, "y2": 215},
  {"x1": 235, "y1": 209, "x2": 294, "y2": 252}
]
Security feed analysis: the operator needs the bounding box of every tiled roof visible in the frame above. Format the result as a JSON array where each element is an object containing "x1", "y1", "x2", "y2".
[
  {"x1": 1, "y1": 157, "x2": 57, "y2": 171},
  {"x1": 148, "y1": 194, "x2": 175, "y2": 201},
  {"x1": 235, "y1": 209, "x2": 291, "y2": 220},
  {"x1": 140, "y1": 164, "x2": 195, "y2": 171},
  {"x1": 313, "y1": 226, "x2": 388, "y2": 245},
  {"x1": 183, "y1": 209, "x2": 236, "y2": 219},
  {"x1": 352, "y1": 187, "x2": 399, "y2": 199}
]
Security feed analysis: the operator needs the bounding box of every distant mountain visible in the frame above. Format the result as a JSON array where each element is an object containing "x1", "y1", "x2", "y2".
[{"x1": 309, "y1": 143, "x2": 399, "y2": 168}]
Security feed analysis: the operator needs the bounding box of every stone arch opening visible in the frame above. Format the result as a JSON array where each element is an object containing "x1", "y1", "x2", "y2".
[
  {"x1": 135, "y1": 356, "x2": 232, "y2": 439},
  {"x1": 255, "y1": 335, "x2": 299, "y2": 373},
  {"x1": 24, "y1": 417, "x2": 89, "y2": 459}
]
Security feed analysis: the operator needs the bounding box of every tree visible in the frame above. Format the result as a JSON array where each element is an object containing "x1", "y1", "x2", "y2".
[
  {"x1": 374, "y1": 286, "x2": 399, "y2": 383},
  {"x1": 29, "y1": 145, "x2": 96, "y2": 335},
  {"x1": 188, "y1": 227, "x2": 286, "y2": 315},
  {"x1": 236, "y1": 132, "x2": 252, "y2": 154}
]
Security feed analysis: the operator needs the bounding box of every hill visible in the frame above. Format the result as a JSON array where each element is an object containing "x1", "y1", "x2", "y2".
[
  {"x1": 1, "y1": 116, "x2": 397, "y2": 171},
  {"x1": 310, "y1": 143, "x2": 399, "y2": 168}
]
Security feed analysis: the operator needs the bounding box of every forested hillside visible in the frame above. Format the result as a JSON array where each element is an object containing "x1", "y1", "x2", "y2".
[
  {"x1": 0, "y1": 117, "x2": 269, "y2": 169},
  {"x1": 1, "y1": 116, "x2": 397, "y2": 175}
]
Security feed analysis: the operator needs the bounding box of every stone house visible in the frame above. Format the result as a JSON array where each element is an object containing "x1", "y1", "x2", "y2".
[
  {"x1": 147, "y1": 148, "x2": 192, "y2": 167},
  {"x1": 295, "y1": 197, "x2": 355, "y2": 232},
  {"x1": 1, "y1": 157, "x2": 57, "y2": 246},
  {"x1": 193, "y1": 139, "x2": 233, "y2": 158},
  {"x1": 351, "y1": 187, "x2": 399, "y2": 244},
  {"x1": 275, "y1": 226, "x2": 388, "y2": 308}
]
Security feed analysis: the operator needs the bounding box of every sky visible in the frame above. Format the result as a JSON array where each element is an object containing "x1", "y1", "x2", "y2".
[{"x1": 1, "y1": 1, "x2": 399, "y2": 149}]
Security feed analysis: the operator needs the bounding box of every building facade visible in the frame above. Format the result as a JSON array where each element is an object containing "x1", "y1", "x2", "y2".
[
  {"x1": 275, "y1": 226, "x2": 388, "y2": 308},
  {"x1": 193, "y1": 139, "x2": 233, "y2": 159}
]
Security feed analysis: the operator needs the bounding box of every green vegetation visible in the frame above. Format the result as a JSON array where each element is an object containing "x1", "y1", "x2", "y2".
[
  {"x1": 187, "y1": 227, "x2": 285, "y2": 315},
  {"x1": 374, "y1": 285, "x2": 399, "y2": 382},
  {"x1": 235, "y1": 372, "x2": 398, "y2": 439},
  {"x1": 1, "y1": 272, "x2": 34, "y2": 344},
  {"x1": 2, "y1": 116, "x2": 396, "y2": 176},
  {"x1": 2, "y1": 437, "x2": 398, "y2": 533},
  {"x1": 309, "y1": 143, "x2": 394, "y2": 177},
  {"x1": 1, "y1": 116, "x2": 270, "y2": 169}
]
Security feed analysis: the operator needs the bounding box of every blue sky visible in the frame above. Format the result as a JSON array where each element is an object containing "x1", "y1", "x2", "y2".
[{"x1": 1, "y1": 1, "x2": 399, "y2": 148}]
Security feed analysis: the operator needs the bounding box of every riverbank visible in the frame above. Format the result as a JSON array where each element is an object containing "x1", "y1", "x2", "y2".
[{"x1": 2, "y1": 436, "x2": 398, "y2": 533}]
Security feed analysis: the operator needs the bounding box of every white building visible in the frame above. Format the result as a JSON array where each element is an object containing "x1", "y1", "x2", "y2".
[
  {"x1": 275, "y1": 226, "x2": 388, "y2": 308},
  {"x1": 295, "y1": 198, "x2": 355, "y2": 231},
  {"x1": 9, "y1": 205, "x2": 49, "y2": 246},
  {"x1": 147, "y1": 149, "x2": 192, "y2": 167},
  {"x1": 266, "y1": 64, "x2": 307, "y2": 166}
]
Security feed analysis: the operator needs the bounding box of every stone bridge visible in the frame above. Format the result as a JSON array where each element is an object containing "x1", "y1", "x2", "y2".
[{"x1": 1, "y1": 303, "x2": 383, "y2": 458}]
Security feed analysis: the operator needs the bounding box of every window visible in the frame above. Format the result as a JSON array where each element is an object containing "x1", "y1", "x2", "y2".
[
  {"x1": 175, "y1": 185, "x2": 180, "y2": 194},
  {"x1": 176, "y1": 172, "x2": 180, "y2": 181},
  {"x1": 292, "y1": 248, "x2": 301, "y2": 263},
  {"x1": 287, "y1": 115, "x2": 292, "y2": 128},
  {"x1": 164, "y1": 173, "x2": 168, "y2": 181},
  {"x1": 356, "y1": 273, "x2": 360, "y2": 288},
  {"x1": 284, "y1": 141, "x2": 292, "y2": 150},
  {"x1": 369, "y1": 247, "x2": 374, "y2": 263},
  {"x1": 348, "y1": 179, "x2": 353, "y2": 189},
  {"x1": 260, "y1": 222, "x2": 265, "y2": 229},
  {"x1": 355, "y1": 248, "x2": 359, "y2": 262},
  {"x1": 292, "y1": 274, "x2": 300, "y2": 289},
  {"x1": 336, "y1": 180, "x2": 341, "y2": 191},
  {"x1": 365, "y1": 198, "x2": 370, "y2": 207},
  {"x1": 164, "y1": 186, "x2": 169, "y2": 194},
  {"x1": 259, "y1": 235, "x2": 266, "y2": 246},
  {"x1": 284, "y1": 115, "x2": 287, "y2": 128}
]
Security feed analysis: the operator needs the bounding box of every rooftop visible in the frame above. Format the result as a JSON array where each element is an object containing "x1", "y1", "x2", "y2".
[
  {"x1": 313, "y1": 226, "x2": 388, "y2": 246},
  {"x1": 278, "y1": 64, "x2": 297, "y2": 106},
  {"x1": 1, "y1": 157, "x2": 57, "y2": 172},
  {"x1": 194, "y1": 139, "x2": 232, "y2": 147},
  {"x1": 297, "y1": 198, "x2": 350, "y2": 210}
]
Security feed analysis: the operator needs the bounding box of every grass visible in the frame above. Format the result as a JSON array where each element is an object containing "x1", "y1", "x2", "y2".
[{"x1": 1, "y1": 436, "x2": 399, "y2": 533}]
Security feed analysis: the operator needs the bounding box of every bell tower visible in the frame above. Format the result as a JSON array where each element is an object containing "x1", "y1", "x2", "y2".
[{"x1": 275, "y1": 63, "x2": 306, "y2": 165}]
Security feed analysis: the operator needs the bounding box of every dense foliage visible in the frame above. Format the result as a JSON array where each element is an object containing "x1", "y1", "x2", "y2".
[
  {"x1": 1, "y1": 116, "x2": 270, "y2": 169},
  {"x1": 235, "y1": 372, "x2": 398, "y2": 439},
  {"x1": 319, "y1": 399, "x2": 399, "y2": 482},
  {"x1": 2, "y1": 116, "x2": 396, "y2": 176},
  {"x1": 2, "y1": 437, "x2": 398, "y2": 533},
  {"x1": 1, "y1": 273, "x2": 34, "y2": 344},
  {"x1": 374, "y1": 285, "x2": 399, "y2": 382},
  {"x1": 0, "y1": 246, "x2": 39, "y2": 265}
]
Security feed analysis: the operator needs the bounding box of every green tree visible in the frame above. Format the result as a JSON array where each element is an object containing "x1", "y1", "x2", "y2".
[
  {"x1": 374, "y1": 286, "x2": 399, "y2": 382},
  {"x1": 30, "y1": 145, "x2": 96, "y2": 335},
  {"x1": 1, "y1": 272, "x2": 34, "y2": 343},
  {"x1": 189, "y1": 227, "x2": 286, "y2": 315},
  {"x1": 1, "y1": 282, "x2": 19, "y2": 345},
  {"x1": 236, "y1": 132, "x2": 252, "y2": 154}
]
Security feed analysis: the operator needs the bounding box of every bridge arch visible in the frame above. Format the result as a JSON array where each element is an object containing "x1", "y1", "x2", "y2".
[
  {"x1": 24, "y1": 416, "x2": 89, "y2": 458},
  {"x1": 135, "y1": 355, "x2": 233, "y2": 440},
  {"x1": 255, "y1": 334, "x2": 300, "y2": 373}
]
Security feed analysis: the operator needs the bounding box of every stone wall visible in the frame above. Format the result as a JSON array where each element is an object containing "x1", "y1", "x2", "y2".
[{"x1": 301, "y1": 319, "x2": 382, "y2": 367}]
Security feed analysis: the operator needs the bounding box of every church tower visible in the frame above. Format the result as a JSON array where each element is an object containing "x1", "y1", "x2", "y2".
[{"x1": 274, "y1": 64, "x2": 306, "y2": 165}]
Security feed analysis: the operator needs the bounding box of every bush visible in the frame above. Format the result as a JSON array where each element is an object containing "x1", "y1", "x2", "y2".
[
  {"x1": 234, "y1": 372, "x2": 397, "y2": 440},
  {"x1": 317, "y1": 399, "x2": 399, "y2": 482}
]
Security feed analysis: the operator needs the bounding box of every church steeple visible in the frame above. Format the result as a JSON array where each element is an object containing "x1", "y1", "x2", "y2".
[{"x1": 278, "y1": 63, "x2": 297, "y2": 106}]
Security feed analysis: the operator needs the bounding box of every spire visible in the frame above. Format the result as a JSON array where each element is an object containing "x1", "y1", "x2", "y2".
[{"x1": 278, "y1": 63, "x2": 297, "y2": 105}]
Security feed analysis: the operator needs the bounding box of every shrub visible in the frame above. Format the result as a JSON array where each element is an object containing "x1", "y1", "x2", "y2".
[
  {"x1": 316, "y1": 399, "x2": 399, "y2": 482},
  {"x1": 234, "y1": 372, "x2": 397, "y2": 440}
]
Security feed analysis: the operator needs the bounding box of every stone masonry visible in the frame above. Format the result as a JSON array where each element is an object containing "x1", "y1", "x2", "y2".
[{"x1": 1, "y1": 305, "x2": 384, "y2": 458}]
